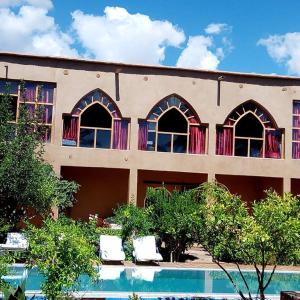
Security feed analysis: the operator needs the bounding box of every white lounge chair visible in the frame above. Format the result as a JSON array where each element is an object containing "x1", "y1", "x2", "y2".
[
  {"x1": 98, "y1": 266, "x2": 125, "y2": 280},
  {"x1": 0, "y1": 232, "x2": 29, "y2": 251},
  {"x1": 132, "y1": 236, "x2": 163, "y2": 262},
  {"x1": 99, "y1": 235, "x2": 125, "y2": 261},
  {"x1": 132, "y1": 267, "x2": 161, "y2": 282},
  {"x1": 2, "y1": 268, "x2": 28, "y2": 281}
]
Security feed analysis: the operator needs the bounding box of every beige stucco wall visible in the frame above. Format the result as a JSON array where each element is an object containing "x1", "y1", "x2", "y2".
[{"x1": 1, "y1": 53, "x2": 300, "y2": 204}]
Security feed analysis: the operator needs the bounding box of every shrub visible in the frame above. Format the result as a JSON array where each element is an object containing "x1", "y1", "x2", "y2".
[
  {"x1": 0, "y1": 252, "x2": 14, "y2": 291},
  {"x1": 25, "y1": 217, "x2": 99, "y2": 300},
  {"x1": 113, "y1": 204, "x2": 154, "y2": 240},
  {"x1": 146, "y1": 187, "x2": 202, "y2": 262}
]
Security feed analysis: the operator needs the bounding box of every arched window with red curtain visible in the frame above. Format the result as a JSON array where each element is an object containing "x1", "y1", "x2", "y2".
[
  {"x1": 138, "y1": 94, "x2": 207, "y2": 154},
  {"x1": 62, "y1": 89, "x2": 130, "y2": 150},
  {"x1": 216, "y1": 100, "x2": 284, "y2": 159}
]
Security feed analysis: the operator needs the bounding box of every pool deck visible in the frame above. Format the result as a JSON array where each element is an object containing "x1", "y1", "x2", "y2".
[{"x1": 119, "y1": 245, "x2": 300, "y2": 272}]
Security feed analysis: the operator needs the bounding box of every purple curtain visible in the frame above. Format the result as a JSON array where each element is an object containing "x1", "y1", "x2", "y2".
[
  {"x1": 113, "y1": 119, "x2": 128, "y2": 150},
  {"x1": 293, "y1": 101, "x2": 300, "y2": 114},
  {"x1": 138, "y1": 120, "x2": 148, "y2": 150},
  {"x1": 24, "y1": 83, "x2": 36, "y2": 102},
  {"x1": 265, "y1": 130, "x2": 281, "y2": 159},
  {"x1": 293, "y1": 142, "x2": 300, "y2": 159},
  {"x1": 40, "y1": 84, "x2": 54, "y2": 104},
  {"x1": 216, "y1": 127, "x2": 233, "y2": 156},
  {"x1": 189, "y1": 126, "x2": 206, "y2": 154},
  {"x1": 43, "y1": 127, "x2": 51, "y2": 143}
]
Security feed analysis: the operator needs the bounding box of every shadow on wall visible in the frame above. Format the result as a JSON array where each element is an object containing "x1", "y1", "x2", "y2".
[
  {"x1": 137, "y1": 170, "x2": 208, "y2": 207},
  {"x1": 61, "y1": 166, "x2": 129, "y2": 220},
  {"x1": 216, "y1": 174, "x2": 283, "y2": 206}
]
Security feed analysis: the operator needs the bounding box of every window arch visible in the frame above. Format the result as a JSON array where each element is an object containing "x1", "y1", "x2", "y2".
[
  {"x1": 216, "y1": 100, "x2": 283, "y2": 158},
  {"x1": 62, "y1": 89, "x2": 129, "y2": 149},
  {"x1": 138, "y1": 95, "x2": 207, "y2": 154}
]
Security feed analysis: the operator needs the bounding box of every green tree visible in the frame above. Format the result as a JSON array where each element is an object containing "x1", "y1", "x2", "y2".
[
  {"x1": 146, "y1": 187, "x2": 202, "y2": 262},
  {"x1": 197, "y1": 182, "x2": 300, "y2": 300},
  {"x1": 25, "y1": 217, "x2": 99, "y2": 300},
  {"x1": 0, "y1": 81, "x2": 78, "y2": 228}
]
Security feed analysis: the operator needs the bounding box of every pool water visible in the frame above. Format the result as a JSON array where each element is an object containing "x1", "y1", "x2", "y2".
[{"x1": 3, "y1": 266, "x2": 300, "y2": 296}]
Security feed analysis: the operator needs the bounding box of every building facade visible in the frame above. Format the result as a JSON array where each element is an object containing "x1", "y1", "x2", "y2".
[{"x1": 1, "y1": 52, "x2": 300, "y2": 220}]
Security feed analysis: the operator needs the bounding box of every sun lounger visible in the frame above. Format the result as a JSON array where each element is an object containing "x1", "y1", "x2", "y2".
[
  {"x1": 99, "y1": 235, "x2": 125, "y2": 261},
  {"x1": 132, "y1": 236, "x2": 163, "y2": 262},
  {"x1": 0, "y1": 232, "x2": 29, "y2": 251}
]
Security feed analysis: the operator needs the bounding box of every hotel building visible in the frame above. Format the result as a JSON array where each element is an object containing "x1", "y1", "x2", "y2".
[{"x1": 1, "y1": 52, "x2": 300, "y2": 220}]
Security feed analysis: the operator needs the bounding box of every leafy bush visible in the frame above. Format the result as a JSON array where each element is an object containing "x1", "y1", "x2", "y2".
[
  {"x1": 146, "y1": 187, "x2": 202, "y2": 262},
  {"x1": 96, "y1": 227, "x2": 122, "y2": 237},
  {"x1": 25, "y1": 217, "x2": 99, "y2": 300},
  {"x1": 113, "y1": 204, "x2": 154, "y2": 240},
  {"x1": 0, "y1": 252, "x2": 14, "y2": 291}
]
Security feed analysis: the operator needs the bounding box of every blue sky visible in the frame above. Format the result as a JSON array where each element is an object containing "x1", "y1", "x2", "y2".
[{"x1": 1, "y1": 0, "x2": 300, "y2": 75}]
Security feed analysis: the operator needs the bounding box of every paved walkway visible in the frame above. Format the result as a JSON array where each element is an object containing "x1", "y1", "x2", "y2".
[{"x1": 122, "y1": 245, "x2": 300, "y2": 271}]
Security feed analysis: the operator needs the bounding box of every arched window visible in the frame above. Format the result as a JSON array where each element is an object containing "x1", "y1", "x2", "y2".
[
  {"x1": 138, "y1": 95, "x2": 207, "y2": 154},
  {"x1": 79, "y1": 103, "x2": 112, "y2": 148},
  {"x1": 62, "y1": 89, "x2": 129, "y2": 150},
  {"x1": 216, "y1": 100, "x2": 283, "y2": 158}
]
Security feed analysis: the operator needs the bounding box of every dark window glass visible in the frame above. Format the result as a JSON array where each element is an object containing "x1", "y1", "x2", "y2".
[
  {"x1": 80, "y1": 128, "x2": 94, "y2": 147},
  {"x1": 93, "y1": 90, "x2": 101, "y2": 101},
  {"x1": 159, "y1": 100, "x2": 168, "y2": 111},
  {"x1": 96, "y1": 129, "x2": 111, "y2": 149},
  {"x1": 81, "y1": 104, "x2": 112, "y2": 128},
  {"x1": 158, "y1": 108, "x2": 187, "y2": 133},
  {"x1": 148, "y1": 122, "x2": 156, "y2": 131},
  {"x1": 250, "y1": 140, "x2": 263, "y2": 157},
  {"x1": 236, "y1": 113, "x2": 263, "y2": 138},
  {"x1": 157, "y1": 133, "x2": 171, "y2": 152},
  {"x1": 0, "y1": 95, "x2": 17, "y2": 121},
  {"x1": 147, "y1": 131, "x2": 156, "y2": 151},
  {"x1": 173, "y1": 134, "x2": 187, "y2": 153},
  {"x1": 0, "y1": 80, "x2": 18, "y2": 94},
  {"x1": 235, "y1": 139, "x2": 248, "y2": 156}
]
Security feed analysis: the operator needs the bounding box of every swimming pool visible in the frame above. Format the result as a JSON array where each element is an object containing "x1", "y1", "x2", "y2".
[{"x1": 3, "y1": 265, "x2": 300, "y2": 298}]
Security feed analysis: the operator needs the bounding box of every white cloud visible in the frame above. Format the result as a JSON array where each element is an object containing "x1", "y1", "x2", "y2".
[
  {"x1": 176, "y1": 35, "x2": 222, "y2": 70},
  {"x1": 0, "y1": 2, "x2": 77, "y2": 57},
  {"x1": 71, "y1": 6, "x2": 185, "y2": 64},
  {"x1": 258, "y1": 33, "x2": 300, "y2": 75},
  {"x1": 0, "y1": 0, "x2": 53, "y2": 9},
  {"x1": 205, "y1": 23, "x2": 230, "y2": 35}
]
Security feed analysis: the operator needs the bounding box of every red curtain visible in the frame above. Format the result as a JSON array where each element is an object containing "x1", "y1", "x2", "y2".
[
  {"x1": 265, "y1": 130, "x2": 281, "y2": 159},
  {"x1": 63, "y1": 116, "x2": 78, "y2": 142},
  {"x1": 216, "y1": 127, "x2": 233, "y2": 156},
  {"x1": 189, "y1": 126, "x2": 206, "y2": 154},
  {"x1": 113, "y1": 119, "x2": 128, "y2": 150},
  {"x1": 138, "y1": 120, "x2": 148, "y2": 150}
]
